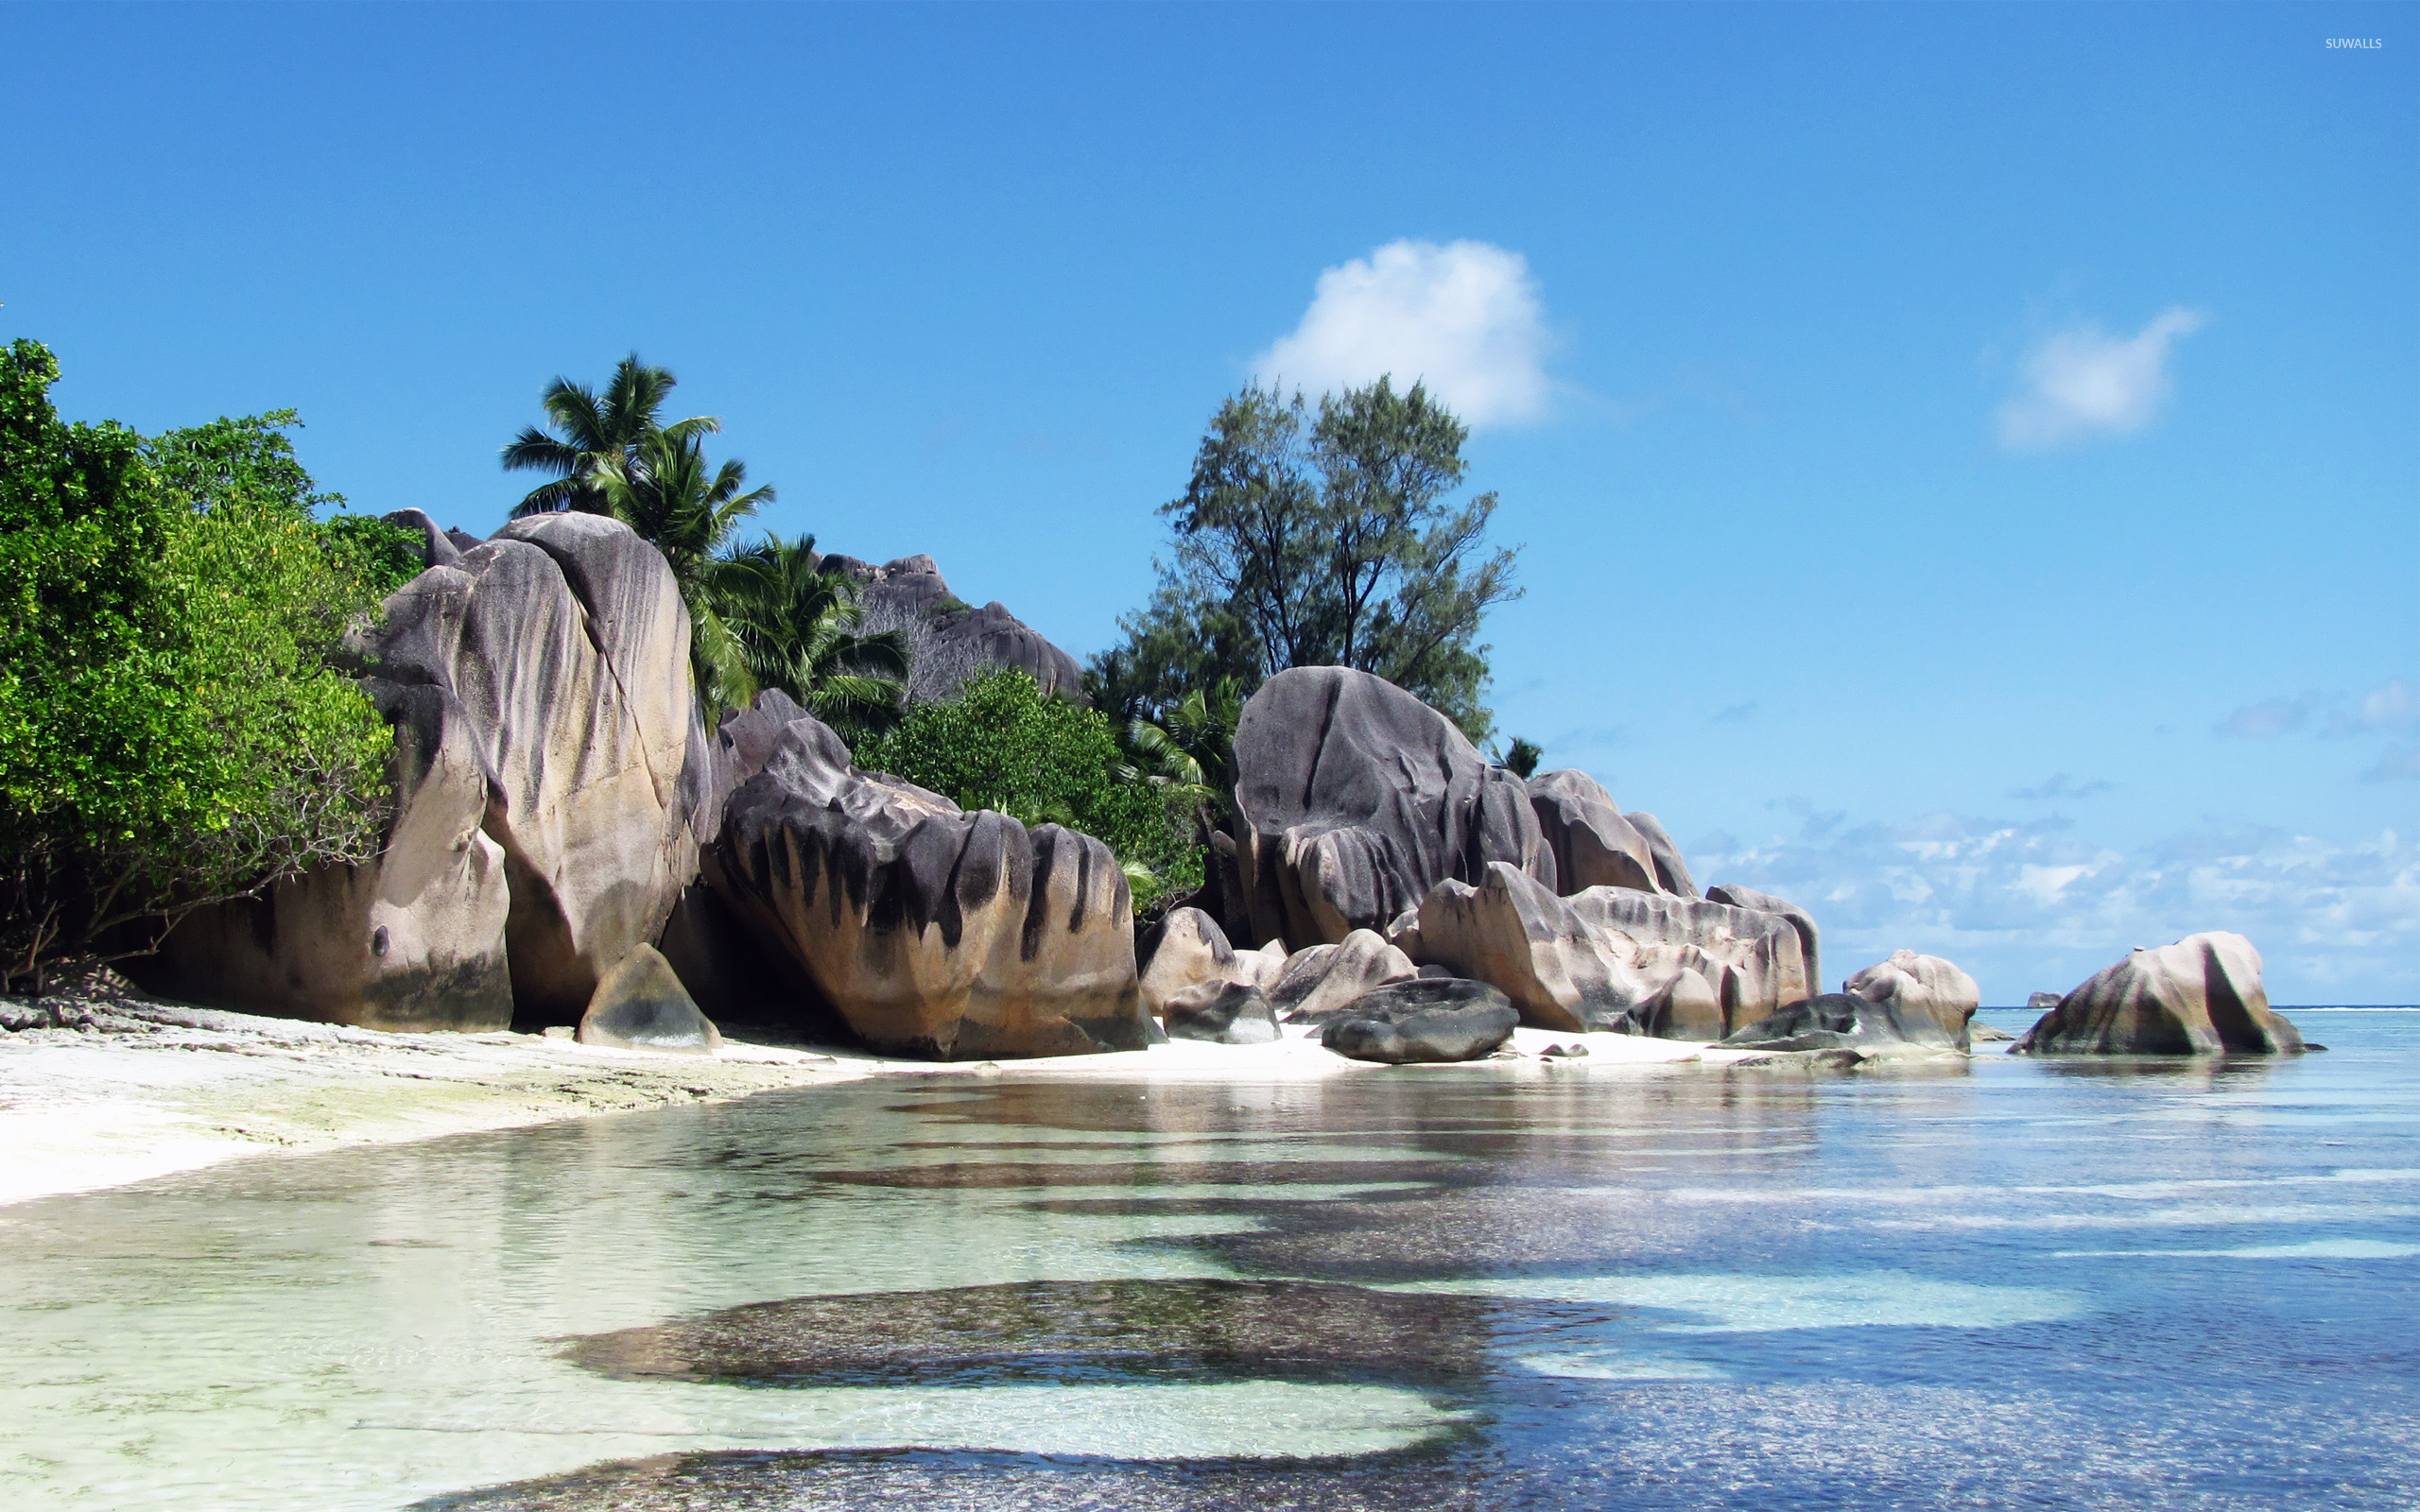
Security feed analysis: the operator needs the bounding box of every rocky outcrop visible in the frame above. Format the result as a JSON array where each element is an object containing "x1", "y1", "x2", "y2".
[
  {"x1": 1320, "y1": 979, "x2": 1518, "y2": 1064},
  {"x1": 1140, "y1": 907, "x2": 1240, "y2": 1016},
  {"x1": 1723, "y1": 992, "x2": 1962, "y2": 1055},
  {"x1": 1270, "y1": 929, "x2": 1418, "y2": 1021},
  {"x1": 815, "y1": 552, "x2": 1083, "y2": 700},
  {"x1": 381, "y1": 508, "x2": 462, "y2": 569},
  {"x1": 1162, "y1": 980, "x2": 1281, "y2": 1045},
  {"x1": 1842, "y1": 949, "x2": 1980, "y2": 1050},
  {"x1": 1410, "y1": 863, "x2": 1808, "y2": 1038},
  {"x1": 1233, "y1": 667, "x2": 1554, "y2": 950},
  {"x1": 1527, "y1": 770, "x2": 1664, "y2": 894},
  {"x1": 2014, "y1": 933, "x2": 2305, "y2": 1056},
  {"x1": 703, "y1": 699, "x2": 1150, "y2": 1058},
  {"x1": 1621, "y1": 812, "x2": 1697, "y2": 898},
  {"x1": 133, "y1": 681, "x2": 514, "y2": 1032},
  {"x1": 1706, "y1": 885, "x2": 1820, "y2": 993},
  {"x1": 579, "y1": 943, "x2": 722, "y2": 1053},
  {"x1": 369, "y1": 511, "x2": 710, "y2": 1021}
]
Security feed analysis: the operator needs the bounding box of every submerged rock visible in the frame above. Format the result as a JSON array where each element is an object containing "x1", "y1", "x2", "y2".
[
  {"x1": 1841, "y1": 949, "x2": 1981, "y2": 1050},
  {"x1": 1161, "y1": 980, "x2": 1282, "y2": 1045},
  {"x1": 579, "y1": 943, "x2": 721, "y2": 1053},
  {"x1": 1723, "y1": 992, "x2": 1962, "y2": 1055},
  {"x1": 1232, "y1": 667, "x2": 1554, "y2": 949},
  {"x1": 2014, "y1": 933, "x2": 2304, "y2": 1056},
  {"x1": 1319, "y1": 978, "x2": 1518, "y2": 1064},
  {"x1": 703, "y1": 697, "x2": 1150, "y2": 1059}
]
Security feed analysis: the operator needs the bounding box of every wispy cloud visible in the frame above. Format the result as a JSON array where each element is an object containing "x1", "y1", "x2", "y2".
[
  {"x1": 1996, "y1": 306, "x2": 2207, "y2": 450},
  {"x1": 2364, "y1": 747, "x2": 2420, "y2": 783},
  {"x1": 2217, "y1": 696, "x2": 2312, "y2": 739},
  {"x1": 1689, "y1": 812, "x2": 2420, "y2": 1004},
  {"x1": 1256, "y1": 239, "x2": 1553, "y2": 428},
  {"x1": 2327, "y1": 679, "x2": 2420, "y2": 737},
  {"x1": 2009, "y1": 774, "x2": 2115, "y2": 801},
  {"x1": 1712, "y1": 700, "x2": 1759, "y2": 725}
]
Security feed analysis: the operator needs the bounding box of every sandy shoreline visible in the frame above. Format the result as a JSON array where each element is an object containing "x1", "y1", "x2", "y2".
[{"x1": 0, "y1": 992, "x2": 1803, "y2": 1210}]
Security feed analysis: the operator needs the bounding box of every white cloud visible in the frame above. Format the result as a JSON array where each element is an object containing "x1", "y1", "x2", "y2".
[
  {"x1": 1996, "y1": 306, "x2": 2207, "y2": 450},
  {"x1": 2364, "y1": 747, "x2": 2420, "y2": 783},
  {"x1": 1690, "y1": 810, "x2": 2420, "y2": 1005},
  {"x1": 2217, "y1": 696, "x2": 2312, "y2": 739},
  {"x1": 1255, "y1": 239, "x2": 1552, "y2": 428}
]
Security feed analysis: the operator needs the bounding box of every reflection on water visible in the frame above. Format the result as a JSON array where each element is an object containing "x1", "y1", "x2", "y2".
[{"x1": 0, "y1": 1011, "x2": 2413, "y2": 1511}]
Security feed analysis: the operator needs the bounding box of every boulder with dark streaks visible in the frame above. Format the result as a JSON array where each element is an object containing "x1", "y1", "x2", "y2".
[
  {"x1": 1841, "y1": 949, "x2": 1979, "y2": 1050},
  {"x1": 1706, "y1": 883, "x2": 1821, "y2": 993},
  {"x1": 1723, "y1": 991, "x2": 1963, "y2": 1055},
  {"x1": 1233, "y1": 667, "x2": 1554, "y2": 950},
  {"x1": 1527, "y1": 769, "x2": 1664, "y2": 894},
  {"x1": 703, "y1": 704, "x2": 1149, "y2": 1058},
  {"x1": 2014, "y1": 933, "x2": 2305, "y2": 1056},
  {"x1": 1161, "y1": 979, "x2": 1282, "y2": 1045},
  {"x1": 1319, "y1": 978, "x2": 1518, "y2": 1063}
]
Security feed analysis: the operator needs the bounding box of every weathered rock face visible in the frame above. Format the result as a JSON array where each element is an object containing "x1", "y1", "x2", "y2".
[
  {"x1": 1410, "y1": 863, "x2": 1806, "y2": 1038},
  {"x1": 1270, "y1": 929, "x2": 1418, "y2": 1022},
  {"x1": 1414, "y1": 865, "x2": 1637, "y2": 1033},
  {"x1": 1621, "y1": 811, "x2": 1699, "y2": 899},
  {"x1": 2015, "y1": 933, "x2": 2305, "y2": 1056},
  {"x1": 369, "y1": 512, "x2": 709, "y2": 1022},
  {"x1": 1234, "y1": 667, "x2": 1554, "y2": 950},
  {"x1": 1567, "y1": 888, "x2": 1812, "y2": 1032},
  {"x1": 1843, "y1": 949, "x2": 1980, "y2": 1050},
  {"x1": 381, "y1": 508, "x2": 462, "y2": 569},
  {"x1": 1723, "y1": 992, "x2": 1962, "y2": 1055},
  {"x1": 1319, "y1": 979, "x2": 1518, "y2": 1064},
  {"x1": 1139, "y1": 906, "x2": 1242, "y2": 1017},
  {"x1": 1162, "y1": 980, "x2": 1281, "y2": 1045},
  {"x1": 815, "y1": 553, "x2": 1085, "y2": 700},
  {"x1": 1527, "y1": 770, "x2": 1663, "y2": 894},
  {"x1": 579, "y1": 943, "x2": 722, "y2": 1053},
  {"x1": 1706, "y1": 884, "x2": 1821, "y2": 994},
  {"x1": 134, "y1": 681, "x2": 514, "y2": 1032},
  {"x1": 703, "y1": 700, "x2": 1150, "y2": 1059}
]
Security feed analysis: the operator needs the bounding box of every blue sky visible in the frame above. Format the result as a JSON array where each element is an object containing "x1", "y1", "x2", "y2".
[{"x1": 6, "y1": 3, "x2": 2413, "y2": 1002}]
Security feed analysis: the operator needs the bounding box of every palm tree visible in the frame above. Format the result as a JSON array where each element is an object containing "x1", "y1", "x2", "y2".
[
  {"x1": 1117, "y1": 679, "x2": 1241, "y2": 836},
  {"x1": 588, "y1": 430, "x2": 774, "y2": 706},
  {"x1": 501, "y1": 354, "x2": 718, "y2": 517},
  {"x1": 717, "y1": 535, "x2": 913, "y2": 729}
]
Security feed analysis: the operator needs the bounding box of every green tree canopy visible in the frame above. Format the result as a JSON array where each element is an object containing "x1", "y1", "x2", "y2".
[
  {"x1": 852, "y1": 670, "x2": 1201, "y2": 908},
  {"x1": 0, "y1": 340, "x2": 400, "y2": 989},
  {"x1": 715, "y1": 534, "x2": 911, "y2": 730},
  {"x1": 1092, "y1": 376, "x2": 1520, "y2": 741}
]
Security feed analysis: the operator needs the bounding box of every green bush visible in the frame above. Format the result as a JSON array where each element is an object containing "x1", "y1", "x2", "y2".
[
  {"x1": 851, "y1": 669, "x2": 1201, "y2": 908},
  {"x1": 0, "y1": 339, "x2": 399, "y2": 990}
]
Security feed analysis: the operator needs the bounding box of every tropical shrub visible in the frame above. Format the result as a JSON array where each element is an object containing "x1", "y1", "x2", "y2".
[
  {"x1": 0, "y1": 339, "x2": 397, "y2": 990},
  {"x1": 851, "y1": 670, "x2": 1201, "y2": 907}
]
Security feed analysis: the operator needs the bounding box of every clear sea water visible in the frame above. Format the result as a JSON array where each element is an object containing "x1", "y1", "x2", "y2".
[{"x1": 2, "y1": 1008, "x2": 2415, "y2": 1511}]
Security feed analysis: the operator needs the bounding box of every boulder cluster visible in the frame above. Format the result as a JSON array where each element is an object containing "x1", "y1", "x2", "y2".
[{"x1": 133, "y1": 519, "x2": 2303, "y2": 1064}]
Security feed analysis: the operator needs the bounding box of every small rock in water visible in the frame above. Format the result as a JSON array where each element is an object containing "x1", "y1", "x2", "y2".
[
  {"x1": 578, "y1": 944, "x2": 722, "y2": 1055},
  {"x1": 1162, "y1": 980, "x2": 1281, "y2": 1045}
]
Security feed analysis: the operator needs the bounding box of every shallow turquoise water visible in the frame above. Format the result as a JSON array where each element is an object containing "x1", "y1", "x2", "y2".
[{"x1": 2, "y1": 1009, "x2": 2414, "y2": 1510}]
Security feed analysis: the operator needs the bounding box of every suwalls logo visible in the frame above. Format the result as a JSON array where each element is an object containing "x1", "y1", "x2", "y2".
[{"x1": 2325, "y1": 37, "x2": 2384, "y2": 48}]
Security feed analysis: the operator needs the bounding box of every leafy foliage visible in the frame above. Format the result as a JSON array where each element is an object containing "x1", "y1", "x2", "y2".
[
  {"x1": 853, "y1": 670, "x2": 1201, "y2": 906},
  {"x1": 1093, "y1": 376, "x2": 1520, "y2": 740},
  {"x1": 716, "y1": 535, "x2": 911, "y2": 730},
  {"x1": 1492, "y1": 735, "x2": 1543, "y2": 779},
  {"x1": 500, "y1": 354, "x2": 718, "y2": 518},
  {"x1": 0, "y1": 340, "x2": 396, "y2": 988}
]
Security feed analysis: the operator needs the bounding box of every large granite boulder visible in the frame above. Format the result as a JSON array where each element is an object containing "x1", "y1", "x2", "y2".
[
  {"x1": 816, "y1": 553, "x2": 1084, "y2": 701},
  {"x1": 579, "y1": 943, "x2": 722, "y2": 1053},
  {"x1": 1161, "y1": 980, "x2": 1282, "y2": 1045},
  {"x1": 1623, "y1": 811, "x2": 1699, "y2": 898},
  {"x1": 1233, "y1": 667, "x2": 1554, "y2": 950},
  {"x1": 1270, "y1": 929, "x2": 1418, "y2": 1022},
  {"x1": 703, "y1": 701, "x2": 1150, "y2": 1059},
  {"x1": 2014, "y1": 933, "x2": 2305, "y2": 1056},
  {"x1": 381, "y1": 508, "x2": 462, "y2": 569},
  {"x1": 1320, "y1": 979, "x2": 1518, "y2": 1064},
  {"x1": 1410, "y1": 863, "x2": 1813, "y2": 1038},
  {"x1": 133, "y1": 681, "x2": 514, "y2": 1032},
  {"x1": 1140, "y1": 906, "x2": 1243, "y2": 1016},
  {"x1": 1706, "y1": 884, "x2": 1821, "y2": 993},
  {"x1": 1722, "y1": 992, "x2": 1962, "y2": 1055},
  {"x1": 366, "y1": 512, "x2": 711, "y2": 1021},
  {"x1": 1842, "y1": 949, "x2": 1980, "y2": 1050},
  {"x1": 1526, "y1": 770, "x2": 1662, "y2": 894}
]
